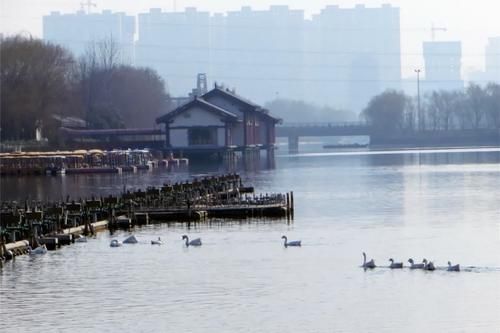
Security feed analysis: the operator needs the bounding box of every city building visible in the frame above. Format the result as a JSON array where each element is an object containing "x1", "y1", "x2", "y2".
[
  {"x1": 43, "y1": 10, "x2": 135, "y2": 63},
  {"x1": 136, "y1": 5, "x2": 401, "y2": 113},
  {"x1": 136, "y1": 8, "x2": 211, "y2": 96},
  {"x1": 306, "y1": 4, "x2": 401, "y2": 112},
  {"x1": 44, "y1": 4, "x2": 402, "y2": 114},
  {"x1": 219, "y1": 6, "x2": 306, "y2": 103},
  {"x1": 422, "y1": 41, "x2": 463, "y2": 92},
  {"x1": 485, "y1": 37, "x2": 500, "y2": 83}
]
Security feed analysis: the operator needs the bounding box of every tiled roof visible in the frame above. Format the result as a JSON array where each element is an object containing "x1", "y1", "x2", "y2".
[
  {"x1": 156, "y1": 97, "x2": 239, "y2": 124},
  {"x1": 202, "y1": 87, "x2": 281, "y2": 122}
]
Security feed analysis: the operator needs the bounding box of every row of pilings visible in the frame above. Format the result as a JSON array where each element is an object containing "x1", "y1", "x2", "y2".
[{"x1": 1, "y1": 173, "x2": 294, "y2": 264}]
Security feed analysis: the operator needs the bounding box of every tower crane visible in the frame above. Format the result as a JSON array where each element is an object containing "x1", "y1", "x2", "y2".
[{"x1": 431, "y1": 23, "x2": 447, "y2": 41}]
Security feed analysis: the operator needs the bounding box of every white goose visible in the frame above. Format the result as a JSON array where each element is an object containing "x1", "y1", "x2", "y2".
[
  {"x1": 151, "y1": 237, "x2": 162, "y2": 245},
  {"x1": 75, "y1": 235, "x2": 87, "y2": 243},
  {"x1": 123, "y1": 235, "x2": 138, "y2": 244},
  {"x1": 182, "y1": 235, "x2": 202, "y2": 247},
  {"x1": 29, "y1": 244, "x2": 48, "y2": 255},
  {"x1": 110, "y1": 239, "x2": 122, "y2": 247},
  {"x1": 447, "y1": 261, "x2": 460, "y2": 272},
  {"x1": 423, "y1": 258, "x2": 436, "y2": 271},
  {"x1": 389, "y1": 258, "x2": 403, "y2": 269},
  {"x1": 362, "y1": 252, "x2": 376, "y2": 269},
  {"x1": 408, "y1": 258, "x2": 425, "y2": 269},
  {"x1": 281, "y1": 235, "x2": 301, "y2": 247}
]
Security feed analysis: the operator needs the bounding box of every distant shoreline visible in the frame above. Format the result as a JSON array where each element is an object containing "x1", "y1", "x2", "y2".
[{"x1": 368, "y1": 143, "x2": 500, "y2": 151}]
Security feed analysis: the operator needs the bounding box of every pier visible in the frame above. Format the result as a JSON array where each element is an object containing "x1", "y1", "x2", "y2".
[
  {"x1": 0, "y1": 149, "x2": 188, "y2": 176},
  {"x1": 0, "y1": 173, "x2": 294, "y2": 263}
]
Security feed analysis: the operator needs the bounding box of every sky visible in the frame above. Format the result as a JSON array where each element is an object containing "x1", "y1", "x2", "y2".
[{"x1": 1, "y1": 0, "x2": 499, "y2": 78}]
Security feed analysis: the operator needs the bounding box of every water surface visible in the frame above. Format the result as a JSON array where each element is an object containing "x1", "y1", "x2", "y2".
[{"x1": 1, "y1": 147, "x2": 500, "y2": 332}]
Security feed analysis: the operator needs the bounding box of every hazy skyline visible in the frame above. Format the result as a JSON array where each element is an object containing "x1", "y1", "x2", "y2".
[{"x1": 1, "y1": 0, "x2": 499, "y2": 79}]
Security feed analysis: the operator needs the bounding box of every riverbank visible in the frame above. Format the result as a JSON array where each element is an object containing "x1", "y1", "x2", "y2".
[{"x1": 370, "y1": 129, "x2": 500, "y2": 147}]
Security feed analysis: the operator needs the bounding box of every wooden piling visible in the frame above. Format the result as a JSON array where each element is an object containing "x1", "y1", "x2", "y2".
[{"x1": 37, "y1": 237, "x2": 58, "y2": 250}]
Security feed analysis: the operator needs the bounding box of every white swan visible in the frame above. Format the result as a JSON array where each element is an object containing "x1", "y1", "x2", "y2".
[
  {"x1": 281, "y1": 235, "x2": 301, "y2": 247},
  {"x1": 362, "y1": 252, "x2": 376, "y2": 269},
  {"x1": 408, "y1": 258, "x2": 425, "y2": 269},
  {"x1": 75, "y1": 235, "x2": 87, "y2": 243},
  {"x1": 389, "y1": 258, "x2": 403, "y2": 269},
  {"x1": 151, "y1": 237, "x2": 162, "y2": 245},
  {"x1": 29, "y1": 244, "x2": 48, "y2": 255},
  {"x1": 110, "y1": 239, "x2": 122, "y2": 247},
  {"x1": 447, "y1": 261, "x2": 460, "y2": 272},
  {"x1": 182, "y1": 235, "x2": 202, "y2": 247},
  {"x1": 423, "y1": 259, "x2": 436, "y2": 271},
  {"x1": 123, "y1": 235, "x2": 138, "y2": 244}
]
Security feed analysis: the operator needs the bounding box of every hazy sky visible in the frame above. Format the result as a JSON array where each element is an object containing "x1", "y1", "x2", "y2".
[{"x1": 1, "y1": 0, "x2": 499, "y2": 78}]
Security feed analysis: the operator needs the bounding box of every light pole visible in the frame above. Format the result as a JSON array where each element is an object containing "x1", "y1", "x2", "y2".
[{"x1": 414, "y1": 69, "x2": 421, "y2": 131}]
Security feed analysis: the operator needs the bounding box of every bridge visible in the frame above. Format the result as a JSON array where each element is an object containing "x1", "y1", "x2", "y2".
[{"x1": 276, "y1": 122, "x2": 371, "y2": 152}]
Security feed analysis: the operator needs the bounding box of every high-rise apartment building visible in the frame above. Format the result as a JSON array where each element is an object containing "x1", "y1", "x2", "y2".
[
  {"x1": 43, "y1": 10, "x2": 135, "y2": 63},
  {"x1": 485, "y1": 37, "x2": 500, "y2": 83},
  {"x1": 306, "y1": 4, "x2": 401, "y2": 112},
  {"x1": 136, "y1": 8, "x2": 210, "y2": 96},
  {"x1": 134, "y1": 5, "x2": 400, "y2": 112},
  {"x1": 221, "y1": 6, "x2": 306, "y2": 103},
  {"x1": 44, "y1": 5, "x2": 402, "y2": 113}
]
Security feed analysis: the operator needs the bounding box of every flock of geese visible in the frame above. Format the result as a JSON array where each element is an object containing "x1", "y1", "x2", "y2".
[
  {"x1": 109, "y1": 234, "x2": 202, "y2": 247},
  {"x1": 108, "y1": 234, "x2": 301, "y2": 248},
  {"x1": 362, "y1": 252, "x2": 461, "y2": 272},
  {"x1": 107, "y1": 236, "x2": 460, "y2": 272}
]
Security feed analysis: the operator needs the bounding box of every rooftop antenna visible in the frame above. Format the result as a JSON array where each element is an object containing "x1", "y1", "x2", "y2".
[
  {"x1": 431, "y1": 23, "x2": 447, "y2": 41},
  {"x1": 80, "y1": 0, "x2": 97, "y2": 14},
  {"x1": 197, "y1": 73, "x2": 207, "y2": 94}
]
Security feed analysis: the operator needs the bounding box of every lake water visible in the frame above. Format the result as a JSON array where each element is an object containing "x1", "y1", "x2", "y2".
[{"x1": 1, "y1": 145, "x2": 500, "y2": 332}]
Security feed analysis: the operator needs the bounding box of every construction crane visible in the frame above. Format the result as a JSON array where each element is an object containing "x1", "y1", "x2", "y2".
[
  {"x1": 80, "y1": 0, "x2": 97, "y2": 14},
  {"x1": 431, "y1": 23, "x2": 447, "y2": 41}
]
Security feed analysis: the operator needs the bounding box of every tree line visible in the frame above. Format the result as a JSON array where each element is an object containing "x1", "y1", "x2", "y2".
[
  {"x1": 362, "y1": 84, "x2": 500, "y2": 134},
  {"x1": 264, "y1": 99, "x2": 357, "y2": 123},
  {"x1": 1, "y1": 35, "x2": 169, "y2": 142}
]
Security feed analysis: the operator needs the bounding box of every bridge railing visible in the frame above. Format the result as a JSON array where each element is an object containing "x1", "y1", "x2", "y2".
[{"x1": 277, "y1": 121, "x2": 369, "y2": 128}]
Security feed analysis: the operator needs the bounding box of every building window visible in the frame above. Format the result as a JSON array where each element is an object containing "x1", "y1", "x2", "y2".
[{"x1": 188, "y1": 127, "x2": 217, "y2": 145}]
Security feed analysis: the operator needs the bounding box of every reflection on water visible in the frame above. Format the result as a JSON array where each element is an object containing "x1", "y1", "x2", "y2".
[{"x1": 1, "y1": 147, "x2": 500, "y2": 332}]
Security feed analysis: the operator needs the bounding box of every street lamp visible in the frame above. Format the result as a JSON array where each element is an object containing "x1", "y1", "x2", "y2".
[{"x1": 414, "y1": 69, "x2": 421, "y2": 131}]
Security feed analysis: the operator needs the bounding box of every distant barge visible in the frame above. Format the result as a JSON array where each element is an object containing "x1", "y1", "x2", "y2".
[{"x1": 323, "y1": 143, "x2": 368, "y2": 149}]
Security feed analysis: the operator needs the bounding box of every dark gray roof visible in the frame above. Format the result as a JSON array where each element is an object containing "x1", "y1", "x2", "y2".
[
  {"x1": 202, "y1": 87, "x2": 281, "y2": 123},
  {"x1": 156, "y1": 97, "x2": 239, "y2": 124},
  {"x1": 202, "y1": 87, "x2": 261, "y2": 109}
]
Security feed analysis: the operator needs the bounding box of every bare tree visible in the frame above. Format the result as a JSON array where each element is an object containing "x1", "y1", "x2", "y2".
[
  {"x1": 76, "y1": 37, "x2": 168, "y2": 129},
  {"x1": 361, "y1": 90, "x2": 408, "y2": 134},
  {"x1": 466, "y1": 83, "x2": 487, "y2": 129},
  {"x1": 0, "y1": 36, "x2": 75, "y2": 141},
  {"x1": 97, "y1": 35, "x2": 120, "y2": 71},
  {"x1": 77, "y1": 36, "x2": 123, "y2": 128},
  {"x1": 485, "y1": 83, "x2": 500, "y2": 129},
  {"x1": 451, "y1": 91, "x2": 470, "y2": 130},
  {"x1": 425, "y1": 92, "x2": 441, "y2": 131}
]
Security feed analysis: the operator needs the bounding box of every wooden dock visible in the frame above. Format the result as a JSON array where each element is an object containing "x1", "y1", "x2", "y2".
[{"x1": 0, "y1": 173, "x2": 294, "y2": 263}]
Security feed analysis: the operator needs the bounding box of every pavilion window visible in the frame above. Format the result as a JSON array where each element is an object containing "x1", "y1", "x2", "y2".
[{"x1": 188, "y1": 127, "x2": 217, "y2": 145}]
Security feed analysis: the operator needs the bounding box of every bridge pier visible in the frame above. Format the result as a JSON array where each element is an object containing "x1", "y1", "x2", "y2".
[{"x1": 288, "y1": 136, "x2": 299, "y2": 153}]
